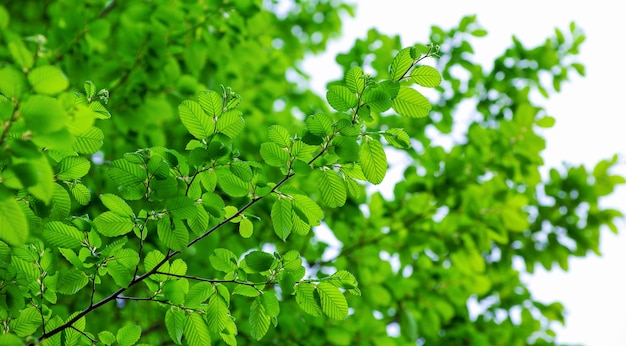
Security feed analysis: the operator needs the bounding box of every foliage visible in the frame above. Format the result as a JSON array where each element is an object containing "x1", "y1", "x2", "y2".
[{"x1": 0, "y1": 1, "x2": 622, "y2": 345}]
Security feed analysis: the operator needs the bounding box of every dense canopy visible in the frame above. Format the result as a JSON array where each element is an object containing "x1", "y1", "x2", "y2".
[{"x1": 0, "y1": 1, "x2": 622, "y2": 345}]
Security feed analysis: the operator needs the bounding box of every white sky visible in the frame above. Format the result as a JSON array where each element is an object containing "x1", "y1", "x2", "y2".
[{"x1": 303, "y1": 1, "x2": 626, "y2": 345}]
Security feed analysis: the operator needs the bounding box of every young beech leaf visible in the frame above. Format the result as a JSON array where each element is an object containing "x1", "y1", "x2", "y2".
[
  {"x1": 362, "y1": 87, "x2": 391, "y2": 113},
  {"x1": 9, "y1": 307, "x2": 40, "y2": 338},
  {"x1": 184, "y1": 313, "x2": 212, "y2": 346},
  {"x1": 249, "y1": 296, "x2": 271, "y2": 341},
  {"x1": 210, "y1": 248, "x2": 238, "y2": 273},
  {"x1": 216, "y1": 110, "x2": 244, "y2": 138},
  {"x1": 197, "y1": 90, "x2": 223, "y2": 118},
  {"x1": 410, "y1": 65, "x2": 442, "y2": 87},
  {"x1": 206, "y1": 294, "x2": 230, "y2": 333},
  {"x1": 185, "y1": 282, "x2": 214, "y2": 307},
  {"x1": 319, "y1": 169, "x2": 347, "y2": 208},
  {"x1": 157, "y1": 215, "x2": 188, "y2": 251},
  {"x1": 267, "y1": 124, "x2": 291, "y2": 147},
  {"x1": 56, "y1": 269, "x2": 89, "y2": 295},
  {"x1": 244, "y1": 251, "x2": 275, "y2": 272},
  {"x1": 383, "y1": 128, "x2": 412, "y2": 149},
  {"x1": 100, "y1": 193, "x2": 134, "y2": 217},
  {"x1": 0, "y1": 196, "x2": 28, "y2": 245},
  {"x1": 56, "y1": 156, "x2": 91, "y2": 181},
  {"x1": 93, "y1": 211, "x2": 134, "y2": 237},
  {"x1": 179, "y1": 99, "x2": 214, "y2": 139},
  {"x1": 317, "y1": 282, "x2": 349, "y2": 320},
  {"x1": 27, "y1": 65, "x2": 69, "y2": 95},
  {"x1": 165, "y1": 308, "x2": 185, "y2": 345},
  {"x1": 326, "y1": 85, "x2": 357, "y2": 112},
  {"x1": 74, "y1": 126, "x2": 104, "y2": 154},
  {"x1": 389, "y1": 47, "x2": 413, "y2": 80},
  {"x1": 345, "y1": 66, "x2": 365, "y2": 94},
  {"x1": 43, "y1": 221, "x2": 83, "y2": 249},
  {"x1": 116, "y1": 324, "x2": 141, "y2": 346},
  {"x1": 359, "y1": 138, "x2": 387, "y2": 185},
  {"x1": 239, "y1": 217, "x2": 254, "y2": 238},
  {"x1": 271, "y1": 198, "x2": 293, "y2": 240},
  {"x1": 305, "y1": 113, "x2": 333, "y2": 137},
  {"x1": 391, "y1": 86, "x2": 432, "y2": 118},
  {"x1": 98, "y1": 331, "x2": 116, "y2": 345},
  {"x1": 260, "y1": 142, "x2": 290, "y2": 167},
  {"x1": 295, "y1": 283, "x2": 323, "y2": 317}
]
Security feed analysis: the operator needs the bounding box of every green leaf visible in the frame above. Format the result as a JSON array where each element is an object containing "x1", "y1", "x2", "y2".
[
  {"x1": 0, "y1": 196, "x2": 28, "y2": 245},
  {"x1": 184, "y1": 313, "x2": 211, "y2": 346},
  {"x1": 360, "y1": 138, "x2": 387, "y2": 184},
  {"x1": 27, "y1": 154, "x2": 55, "y2": 203},
  {"x1": 292, "y1": 194, "x2": 323, "y2": 226},
  {"x1": 383, "y1": 128, "x2": 411, "y2": 149},
  {"x1": 319, "y1": 169, "x2": 346, "y2": 208},
  {"x1": 262, "y1": 292, "x2": 280, "y2": 317},
  {"x1": 536, "y1": 115, "x2": 556, "y2": 128},
  {"x1": 197, "y1": 90, "x2": 223, "y2": 117},
  {"x1": 167, "y1": 196, "x2": 198, "y2": 219},
  {"x1": 410, "y1": 65, "x2": 442, "y2": 87},
  {"x1": 43, "y1": 221, "x2": 83, "y2": 249},
  {"x1": 107, "y1": 260, "x2": 133, "y2": 287},
  {"x1": 179, "y1": 100, "x2": 214, "y2": 139},
  {"x1": 8, "y1": 38, "x2": 33, "y2": 70},
  {"x1": 28, "y1": 65, "x2": 69, "y2": 95},
  {"x1": 305, "y1": 113, "x2": 333, "y2": 137},
  {"x1": 271, "y1": 198, "x2": 293, "y2": 240},
  {"x1": 260, "y1": 142, "x2": 290, "y2": 167},
  {"x1": 166, "y1": 307, "x2": 185, "y2": 345},
  {"x1": 0, "y1": 334, "x2": 23, "y2": 345},
  {"x1": 112, "y1": 248, "x2": 140, "y2": 269},
  {"x1": 267, "y1": 125, "x2": 291, "y2": 147},
  {"x1": 244, "y1": 251, "x2": 275, "y2": 272},
  {"x1": 239, "y1": 217, "x2": 254, "y2": 238},
  {"x1": 220, "y1": 318, "x2": 238, "y2": 346},
  {"x1": 317, "y1": 282, "x2": 349, "y2": 320},
  {"x1": 20, "y1": 95, "x2": 67, "y2": 134},
  {"x1": 94, "y1": 211, "x2": 134, "y2": 237},
  {"x1": 295, "y1": 283, "x2": 323, "y2": 317},
  {"x1": 233, "y1": 285, "x2": 260, "y2": 297},
  {"x1": 163, "y1": 280, "x2": 188, "y2": 305},
  {"x1": 10, "y1": 306, "x2": 40, "y2": 337},
  {"x1": 100, "y1": 193, "x2": 134, "y2": 217},
  {"x1": 185, "y1": 282, "x2": 214, "y2": 307},
  {"x1": 326, "y1": 85, "x2": 357, "y2": 112},
  {"x1": 249, "y1": 296, "x2": 271, "y2": 341},
  {"x1": 108, "y1": 159, "x2": 146, "y2": 200},
  {"x1": 216, "y1": 110, "x2": 244, "y2": 138},
  {"x1": 59, "y1": 248, "x2": 83, "y2": 269},
  {"x1": 345, "y1": 66, "x2": 365, "y2": 94},
  {"x1": 389, "y1": 47, "x2": 413, "y2": 80},
  {"x1": 98, "y1": 331, "x2": 117, "y2": 345},
  {"x1": 330, "y1": 270, "x2": 360, "y2": 293},
  {"x1": 157, "y1": 215, "x2": 189, "y2": 251},
  {"x1": 70, "y1": 183, "x2": 91, "y2": 205},
  {"x1": 216, "y1": 168, "x2": 250, "y2": 197},
  {"x1": 0, "y1": 66, "x2": 26, "y2": 98},
  {"x1": 210, "y1": 248, "x2": 238, "y2": 273},
  {"x1": 362, "y1": 87, "x2": 391, "y2": 113},
  {"x1": 84, "y1": 80, "x2": 96, "y2": 99},
  {"x1": 199, "y1": 170, "x2": 217, "y2": 192},
  {"x1": 74, "y1": 126, "x2": 104, "y2": 154},
  {"x1": 391, "y1": 86, "x2": 431, "y2": 118},
  {"x1": 57, "y1": 269, "x2": 89, "y2": 295},
  {"x1": 116, "y1": 324, "x2": 141, "y2": 346},
  {"x1": 206, "y1": 294, "x2": 230, "y2": 333}
]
